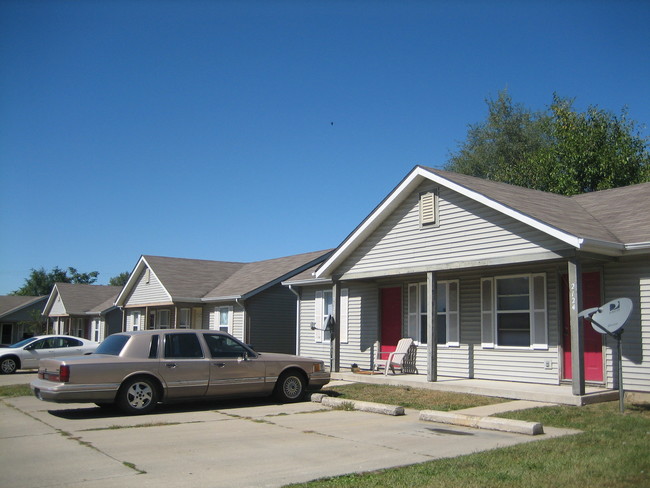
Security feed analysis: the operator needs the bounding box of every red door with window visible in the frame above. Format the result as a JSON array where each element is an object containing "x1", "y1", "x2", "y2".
[
  {"x1": 380, "y1": 287, "x2": 402, "y2": 359},
  {"x1": 562, "y1": 271, "x2": 603, "y2": 382}
]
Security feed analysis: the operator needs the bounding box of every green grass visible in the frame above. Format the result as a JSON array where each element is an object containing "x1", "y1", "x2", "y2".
[
  {"x1": 289, "y1": 385, "x2": 650, "y2": 488},
  {"x1": 0, "y1": 384, "x2": 31, "y2": 398},
  {"x1": 321, "y1": 383, "x2": 507, "y2": 411}
]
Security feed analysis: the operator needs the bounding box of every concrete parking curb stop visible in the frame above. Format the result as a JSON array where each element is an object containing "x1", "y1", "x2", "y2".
[
  {"x1": 311, "y1": 393, "x2": 405, "y2": 416},
  {"x1": 312, "y1": 393, "x2": 544, "y2": 435},
  {"x1": 419, "y1": 410, "x2": 544, "y2": 435}
]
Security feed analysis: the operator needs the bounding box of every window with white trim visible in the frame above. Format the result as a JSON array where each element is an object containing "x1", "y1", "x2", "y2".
[
  {"x1": 179, "y1": 308, "x2": 191, "y2": 328},
  {"x1": 481, "y1": 273, "x2": 547, "y2": 348},
  {"x1": 157, "y1": 309, "x2": 170, "y2": 329},
  {"x1": 132, "y1": 311, "x2": 141, "y2": 331},
  {"x1": 216, "y1": 306, "x2": 233, "y2": 333},
  {"x1": 314, "y1": 289, "x2": 333, "y2": 343},
  {"x1": 407, "y1": 281, "x2": 459, "y2": 345}
]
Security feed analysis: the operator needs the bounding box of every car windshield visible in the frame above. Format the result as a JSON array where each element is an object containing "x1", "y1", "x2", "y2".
[
  {"x1": 9, "y1": 337, "x2": 38, "y2": 348},
  {"x1": 95, "y1": 335, "x2": 130, "y2": 355}
]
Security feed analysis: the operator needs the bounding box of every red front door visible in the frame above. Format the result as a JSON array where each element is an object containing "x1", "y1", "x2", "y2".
[
  {"x1": 563, "y1": 271, "x2": 603, "y2": 382},
  {"x1": 380, "y1": 287, "x2": 402, "y2": 357}
]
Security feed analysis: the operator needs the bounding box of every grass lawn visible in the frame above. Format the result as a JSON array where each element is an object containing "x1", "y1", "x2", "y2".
[{"x1": 288, "y1": 384, "x2": 650, "y2": 488}]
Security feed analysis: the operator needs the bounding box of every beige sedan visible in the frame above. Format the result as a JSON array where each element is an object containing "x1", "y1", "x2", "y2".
[{"x1": 30, "y1": 330, "x2": 329, "y2": 415}]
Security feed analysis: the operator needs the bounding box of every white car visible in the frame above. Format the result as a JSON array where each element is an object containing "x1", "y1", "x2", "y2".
[{"x1": 0, "y1": 335, "x2": 98, "y2": 374}]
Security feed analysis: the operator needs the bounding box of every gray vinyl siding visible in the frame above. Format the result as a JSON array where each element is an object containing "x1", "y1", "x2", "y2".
[
  {"x1": 471, "y1": 263, "x2": 561, "y2": 384},
  {"x1": 338, "y1": 182, "x2": 571, "y2": 278},
  {"x1": 50, "y1": 295, "x2": 66, "y2": 315},
  {"x1": 247, "y1": 284, "x2": 297, "y2": 354},
  {"x1": 297, "y1": 287, "x2": 332, "y2": 365},
  {"x1": 602, "y1": 257, "x2": 650, "y2": 392},
  {"x1": 339, "y1": 282, "x2": 379, "y2": 371},
  {"x1": 127, "y1": 269, "x2": 171, "y2": 305}
]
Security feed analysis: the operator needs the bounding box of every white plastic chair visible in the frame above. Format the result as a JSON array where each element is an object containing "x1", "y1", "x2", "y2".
[{"x1": 374, "y1": 338, "x2": 414, "y2": 376}]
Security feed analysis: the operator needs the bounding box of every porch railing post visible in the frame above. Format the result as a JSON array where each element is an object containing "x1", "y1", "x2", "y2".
[
  {"x1": 427, "y1": 271, "x2": 438, "y2": 382},
  {"x1": 568, "y1": 258, "x2": 585, "y2": 395}
]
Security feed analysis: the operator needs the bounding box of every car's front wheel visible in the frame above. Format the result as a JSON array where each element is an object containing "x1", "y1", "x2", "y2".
[
  {"x1": 116, "y1": 376, "x2": 159, "y2": 415},
  {"x1": 274, "y1": 371, "x2": 306, "y2": 403},
  {"x1": 0, "y1": 356, "x2": 18, "y2": 374}
]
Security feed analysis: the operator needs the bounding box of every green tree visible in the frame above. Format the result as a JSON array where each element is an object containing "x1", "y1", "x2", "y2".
[
  {"x1": 108, "y1": 272, "x2": 130, "y2": 287},
  {"x1": 12, "y1": 266, "x2": 99, "y2": 296},
  {"x1": 445, "y1": 91, "x2": 650, "y2": 195}
]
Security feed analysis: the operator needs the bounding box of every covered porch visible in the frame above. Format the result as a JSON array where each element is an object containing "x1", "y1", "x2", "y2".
[{"x1": 328, "y1": 371, "x2": 618, "y2": 406}]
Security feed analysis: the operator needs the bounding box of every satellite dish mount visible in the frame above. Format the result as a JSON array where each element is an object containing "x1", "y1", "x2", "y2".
[{"x1": 578, "y1": 298, "x2": 633, "y2": 413}]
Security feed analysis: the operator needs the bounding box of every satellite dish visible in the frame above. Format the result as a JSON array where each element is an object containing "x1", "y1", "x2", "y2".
[{"x1": 581, "y1": 298, "x2": 633, "y2": 335}]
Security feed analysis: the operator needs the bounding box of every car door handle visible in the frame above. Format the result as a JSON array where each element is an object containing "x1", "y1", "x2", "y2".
[
  {"x1": 213, "y1": 362, "x2": 226, "y2": 368},
  {"x1": 166, "y1": 363, "x2": 177, "y2": 369}
]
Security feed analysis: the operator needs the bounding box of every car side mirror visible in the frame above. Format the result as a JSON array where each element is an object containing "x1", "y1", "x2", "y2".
[
  {"x1": 24, "y1": 344, "x2": 35, "y2": 351},
  {"x1": 238, "y1": 352, "x2": 250, "y2": 362}
]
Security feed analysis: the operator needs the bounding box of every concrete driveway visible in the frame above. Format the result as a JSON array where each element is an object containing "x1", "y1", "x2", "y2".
[{"x1": 0, "y1": 388, "x2": 578, "y2": 488}]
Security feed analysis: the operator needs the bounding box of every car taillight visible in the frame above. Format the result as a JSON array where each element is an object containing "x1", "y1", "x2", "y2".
[{"x1": 59, "y1": 365, "x2": 70, "y2": 383}]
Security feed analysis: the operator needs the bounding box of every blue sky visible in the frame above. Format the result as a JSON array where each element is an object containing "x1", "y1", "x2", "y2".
[{"x1": 1, "y1": 0, "x2": 649, "y2": 294}]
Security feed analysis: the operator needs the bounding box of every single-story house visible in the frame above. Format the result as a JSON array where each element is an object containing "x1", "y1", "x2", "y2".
[
  {"x1": 284, "y1": 166, "x2": 650, "y2": 396},
  {"x1": 0, "y1": 295, "x2": 48, "y2": 344},
  {"x1": 43, "y1": 283, "x2": 123, "y2": 342},
  {"x1": 115, "y1": 250, "x2": 332, "y2": 354}
]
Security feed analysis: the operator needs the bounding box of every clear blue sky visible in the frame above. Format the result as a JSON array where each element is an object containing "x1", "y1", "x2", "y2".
[{"x1": 1, "y1": 0, "x2": 649, "y2": 294}]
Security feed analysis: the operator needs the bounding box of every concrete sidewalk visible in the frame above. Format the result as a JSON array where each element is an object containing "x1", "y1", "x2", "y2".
[{"x1": 0, "y1": 395, "x2": 579, "y2": 488}]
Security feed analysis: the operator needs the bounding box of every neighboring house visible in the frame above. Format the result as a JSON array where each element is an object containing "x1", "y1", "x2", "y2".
[
  {"x1": 115, "y1": 250, "x2": 332, "y2": 354},
  {"x1": 0, "y1": 295, "x2": 48, "y2": 344},
  {"x1": 284, "y1": 166, "x2": 650, "y2": 396},
  {"x1": 43, "y1": 283, "x2": 123, "y2": 342}
]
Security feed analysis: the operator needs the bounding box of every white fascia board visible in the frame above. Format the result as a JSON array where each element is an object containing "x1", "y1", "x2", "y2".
[
  {"x1": 201, "y1": 295, "x2": 242, "y2": 303},
  {"x1": 42, "y1": 285, "x2": 60, "y2": 316},
  {"x1": 114, "y1": 256, "x2": 173, "y2": 306},
  {"x1": 317, "y1": 166, "x2": 584, "y2": 278},
  {"x1": 419, "y1": 167, "x2": 584, "y2": 248},
  {"x1": 316, "y1": 168, "x2": 427, "y2": 278}
]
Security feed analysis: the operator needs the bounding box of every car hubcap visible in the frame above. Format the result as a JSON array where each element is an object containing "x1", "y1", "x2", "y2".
[
  {"x1": 283, "y1": 377, "x2": 301, "y2": 399},
  {"x1": 1, "y1": 360, "x2": 15, "y2": 373},
  {"x1": 126, "y1": 382, "x2": 153, "y2": 409}
]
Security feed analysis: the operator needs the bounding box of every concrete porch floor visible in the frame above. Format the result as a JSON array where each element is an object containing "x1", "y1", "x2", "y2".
[{"x1": 329, "y1": 371, "x2": 619, "y2": 406}]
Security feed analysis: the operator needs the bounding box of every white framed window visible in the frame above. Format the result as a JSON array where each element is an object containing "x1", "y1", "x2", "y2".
[
  {"x1": 216, "y1": 306, "x2": 233, "y2": 333},
  {"x1": 91, "y1": 318, "x2": 103, "y2": 342},
  {"x1": 132, "y1": 311, "x2": 141, "y2": 331},
  {"x1": 75, "y1": 318, "x2": 84, "y2": 338},
  {"x1": 407, "y1": 281, "x2": 459, "y2": 346},
  {"x1": 481, "y1": 273, "x2": 547, "y2": 349},
  {"x1": 314, "y1": 289, "x2": 333, "y2": 343},
  {"x1": 179, "y1": 308, "x2": 191, "y2": 328},
  {"x1": 157, "y1": 309, "x2": 170, "y2": 329}
]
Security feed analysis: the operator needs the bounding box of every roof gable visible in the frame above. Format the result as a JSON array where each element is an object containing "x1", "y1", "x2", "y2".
[
  {"x1": 316, "y1": 166, "x2": 649, "y2": 278},
  {"x1": 44, "y1": 284, "x2": 121, "y2": 316}
]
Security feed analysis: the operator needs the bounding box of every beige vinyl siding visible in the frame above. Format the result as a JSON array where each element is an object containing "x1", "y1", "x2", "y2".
[
  {"x1": 338, "y1": 183, "x2": 570, "y2": 278},
  {"x1": 339, "y1": 283, "x2": 378, "y2": 371},
  {"x1": 602, "y1": 257, "x2": 650, "y2": 392},
  {"x1": 127, "y1": 269, "x2": 171, "y2": 305}
]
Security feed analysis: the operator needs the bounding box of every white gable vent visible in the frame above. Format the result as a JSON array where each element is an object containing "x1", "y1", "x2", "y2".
[{"x1": 419, "y1": 191, "x2": 437, "y2": 226}]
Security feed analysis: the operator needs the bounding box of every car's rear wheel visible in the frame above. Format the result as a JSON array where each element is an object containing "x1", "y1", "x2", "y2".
[
  {"x1": 0, "y1": 357, "x2": 18, "y2": 374},
  {"x1": 116, "y1": 376, "x2": 159, "y2": 415},
  {"x1": 274, "y1": 371, "x2": 306, "y2": 403}
]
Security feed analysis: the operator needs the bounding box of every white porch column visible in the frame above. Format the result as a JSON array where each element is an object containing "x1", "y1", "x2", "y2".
[
  {"x1": 427, "y1": 271, "x2": 438, "y2": 382},
  {"x1": 568, "y1": 258, "x2": 585, "y2": 396},
  {"x1": 332, "y1": 282, "x2": 341, "y2": 373}
]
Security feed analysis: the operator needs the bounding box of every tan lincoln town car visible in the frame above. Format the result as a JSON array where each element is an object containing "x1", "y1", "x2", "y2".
[{"x1": 31, "y1": 329, "x2": 330, "y2": 415}]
